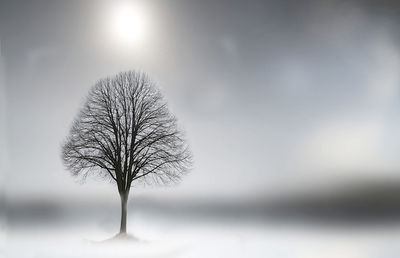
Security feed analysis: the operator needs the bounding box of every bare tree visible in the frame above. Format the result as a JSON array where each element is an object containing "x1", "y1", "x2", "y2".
[{"x1": 62, "y1": 71, "x2": 192, "y2": 235}]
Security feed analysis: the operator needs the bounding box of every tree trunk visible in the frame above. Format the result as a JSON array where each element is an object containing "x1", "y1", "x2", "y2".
[{"x1": 119, "y1": 192, "x2": 128, "y2": 234}]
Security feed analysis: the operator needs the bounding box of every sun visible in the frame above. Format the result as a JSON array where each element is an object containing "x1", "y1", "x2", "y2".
[{"x1": 110, "y1": 2, "x2": 148, "y2": 46}]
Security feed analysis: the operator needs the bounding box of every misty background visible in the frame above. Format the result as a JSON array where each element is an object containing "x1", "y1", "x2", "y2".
[
  {"x1": 2, "y1": 0, "x2": 400, "y2": 201},
  {"x1": 2, "y1": 0, "x2": 400, "y2": 257}
]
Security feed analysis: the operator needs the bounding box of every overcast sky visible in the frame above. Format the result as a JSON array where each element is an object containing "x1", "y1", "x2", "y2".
[{"x1": 1, "y1": 0, "x2": 400, "y2": 201}]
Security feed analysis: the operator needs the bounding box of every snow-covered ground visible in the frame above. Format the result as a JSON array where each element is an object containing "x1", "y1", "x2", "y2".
[{"x1": 3, "y1": 205, "x2": 400, "y2": 258}]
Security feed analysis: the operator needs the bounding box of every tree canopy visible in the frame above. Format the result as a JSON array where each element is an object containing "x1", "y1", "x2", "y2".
[{"x1": 62, "y1": 71, "x2": 192, "y2": 194}]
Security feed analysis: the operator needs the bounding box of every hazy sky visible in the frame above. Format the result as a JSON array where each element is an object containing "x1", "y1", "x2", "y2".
[{"x1": 2, "y1": 0, "x2": 400, "y2": 201}]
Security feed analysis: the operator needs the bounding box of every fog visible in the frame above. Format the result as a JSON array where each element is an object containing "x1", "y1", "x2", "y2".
[
  {"x1": 2, "y1": 0, "x2": 400, "y2": 257},
  {"x1": 5, "y1": 196, "x2": 400, "y2": 258}
]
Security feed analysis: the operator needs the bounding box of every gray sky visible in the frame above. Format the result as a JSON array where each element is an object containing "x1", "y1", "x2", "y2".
[{"x1": 2, "y1": 0, "x2": 400, "y2": 201}]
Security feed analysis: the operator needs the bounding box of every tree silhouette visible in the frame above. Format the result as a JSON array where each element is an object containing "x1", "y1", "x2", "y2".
[{"x1": 62, "y1": 71, "x2": 192, "y2": 235}]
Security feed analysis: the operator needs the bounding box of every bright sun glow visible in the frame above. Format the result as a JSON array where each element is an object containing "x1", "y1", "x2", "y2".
[{"x1": 110, "y1": 2, "x2": 148, "y2": 46}]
